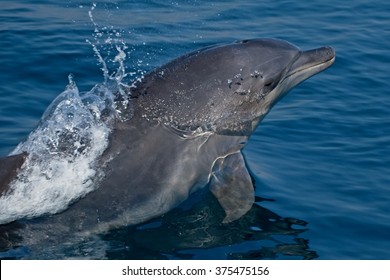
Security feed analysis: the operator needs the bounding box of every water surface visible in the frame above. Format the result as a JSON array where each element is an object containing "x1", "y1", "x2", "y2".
[{"x1": 0, "y1": 0, "x2": 389, "y2": 259}]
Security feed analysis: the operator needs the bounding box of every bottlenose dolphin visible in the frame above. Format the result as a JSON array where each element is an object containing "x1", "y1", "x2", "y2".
[{"x1": 0, "y1": 39, "x2": 335, "y2": 232}]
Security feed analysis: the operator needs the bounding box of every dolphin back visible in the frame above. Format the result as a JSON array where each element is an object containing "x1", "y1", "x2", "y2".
[{"x1": 0, "y1": 153, "x2": 27, "y2": 196}]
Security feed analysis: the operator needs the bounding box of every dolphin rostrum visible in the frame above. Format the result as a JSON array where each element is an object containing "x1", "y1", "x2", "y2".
[{"x1": 0, "y1": 39, "x2": 335, "y2": 232}]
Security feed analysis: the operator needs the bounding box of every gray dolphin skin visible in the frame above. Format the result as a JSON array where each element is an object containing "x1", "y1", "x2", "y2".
[{"x1": 0, "y1": 39, "x2": 335, "y2": 232}]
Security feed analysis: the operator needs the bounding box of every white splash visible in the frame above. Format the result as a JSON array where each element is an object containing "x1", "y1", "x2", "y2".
[
  {"x1": 0, "y1": 77, "x2": 114, "y2": 224},
  {"x1": 0, "y1": 4, "x2": 133, "y2": 224}
]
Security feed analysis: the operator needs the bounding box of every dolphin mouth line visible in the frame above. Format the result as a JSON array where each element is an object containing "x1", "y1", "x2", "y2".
[{"x1": 284, "y1": 48, "x2": 336, "y2": 82}]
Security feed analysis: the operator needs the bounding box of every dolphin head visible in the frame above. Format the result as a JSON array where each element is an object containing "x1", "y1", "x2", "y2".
[
  {"x1": 130, "y1": 38, "x2": 335, "y2": 136},
  {"x1": 219, "y1": 39, "x2": 336, "y2": 132}
]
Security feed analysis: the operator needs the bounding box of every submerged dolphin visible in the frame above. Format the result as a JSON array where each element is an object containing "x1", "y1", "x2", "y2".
[{"x1": 0, "y1": 39, "x2": 335, "y2": 232}]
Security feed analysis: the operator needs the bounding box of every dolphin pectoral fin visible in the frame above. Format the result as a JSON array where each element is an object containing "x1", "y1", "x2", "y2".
[
  {"x1": 0, "y1": 152, "x2": 28, "y2": 196},
  {"x1": 209, "y1": 152, "x2": 254, "y2": 223}
]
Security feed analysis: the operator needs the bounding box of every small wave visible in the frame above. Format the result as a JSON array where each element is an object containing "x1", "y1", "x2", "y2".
[
  {"x1": 0, "y1": 77, "x2": 115, "y2": 224},
  {"x1": 0, "y1": 4, "x2": 135, "y2": 224}
]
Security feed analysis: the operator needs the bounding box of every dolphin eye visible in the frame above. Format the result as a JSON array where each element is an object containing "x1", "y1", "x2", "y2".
[{"x1": 235, "y1": 39, "x2": 251, "y2": 44}]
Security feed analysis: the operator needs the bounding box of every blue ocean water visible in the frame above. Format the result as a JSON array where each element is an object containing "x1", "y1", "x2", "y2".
[{"x1": 0, "y1": 0, "x2": 389, "y2": 259}]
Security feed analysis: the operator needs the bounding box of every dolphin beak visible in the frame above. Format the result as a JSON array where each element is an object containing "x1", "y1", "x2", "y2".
[{"x1": 284, "y1": 46, "x2": 336, "y2": 87}]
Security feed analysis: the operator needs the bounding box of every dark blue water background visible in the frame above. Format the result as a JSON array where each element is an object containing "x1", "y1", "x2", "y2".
[{"x1": 0, "y1": 0, "x2": 389, "y2": 259}]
